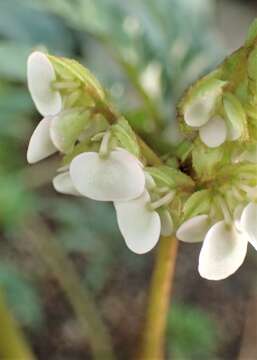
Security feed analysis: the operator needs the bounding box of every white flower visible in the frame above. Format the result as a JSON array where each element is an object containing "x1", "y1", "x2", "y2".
[
  {"x1": 114, "y1": 190, "x2": 161, "y2": 254},
  {"x1": 53, "y1": 172, "x2": 80, "y2": 196},
  {"x1": 184, "y1": 94, "x2": 242, "y2": 148},
  {"x1": 27, "y1": 110, "x2": 87, "y2": 164},
  {"x1": 69, "y1": 149, "x2": 145, "y2": 202},
  {"x1": 114, "y1": 181, "x2": 175, "y2": 254},
  {"x1": 198, "y1": 220, "x2": 248, "y2": 280},
  {"x1": 199, "y1": 115, "x2": 227, "y2": 148},
  {"x1": 27, "y1": 117, "x2": 57, "y2": 164},
  {"x1": 177, "y1": 204, "x2": 257, "y2": 280},
  {"x1": 184, "y1": 91, "x2": 218, "y2": 128},
  {"x1": 176, "y1": 214, "x2": 211, "y2": 243},
  {"x1": 27, "y1": 51, "x2": 62, "y2": 117}
]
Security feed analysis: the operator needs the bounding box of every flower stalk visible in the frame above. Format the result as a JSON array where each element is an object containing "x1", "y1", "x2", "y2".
[{"x1": 137, "y1": 235, "x2": 178, "y2": 360}]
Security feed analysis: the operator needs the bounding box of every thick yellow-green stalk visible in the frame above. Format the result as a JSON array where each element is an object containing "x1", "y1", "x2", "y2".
[{"x1": 138, "y1": 236, "x2": 178, "y2": 360}]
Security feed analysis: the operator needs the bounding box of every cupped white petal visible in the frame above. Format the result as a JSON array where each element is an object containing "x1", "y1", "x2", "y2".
[
  {"x1": 53, "y1": 172, "x2": 80, "y2": 196},
  {"x1": 70, "y1": 149, "x2": 145, "y2": 201},
  {"x1": 198, "y1": 221, "x2": 248, "y2": 280},
  {"x1": 176, "y1": 215, "x2": 210, "y2": 243},
  {"x1": 159, "y1": 209, "x2": 174, "y2": 236},
  {"x1": 27, "y1": 51, "x2": 62, "y2": 116},
  {"x1": 184, "y1": 86, "x2": 222, "y2": 128},
  {"x1": 27, "y1": 117, "x2": 57, "y2": 164},
  {"x1": 241, "y1": 202, "x2": 257, "y2": 250},
  {"x1": 199, "y1": 116, "x2": 227, "y2": 148},
  {"x1": 184, "y1": 97, "x2": 211, "y2": 127},
  {"x1": 114, "y1": 191, "x2": 161, "y2": 254}
]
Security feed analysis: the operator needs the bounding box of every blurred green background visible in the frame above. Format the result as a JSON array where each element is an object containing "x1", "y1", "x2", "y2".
[{"x1": 0, "y1": 0, "x2": 257, "y2": 359}]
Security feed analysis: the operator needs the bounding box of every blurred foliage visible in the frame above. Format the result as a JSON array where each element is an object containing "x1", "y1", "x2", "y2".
[
  {"x1": 167, "y1": 303, "x2": 218, "y2": 360},
  {"x1": 0, "y1": 0, "x2": 222, "y2": 357},
  {"x1": 0, "y1": 263, "x2": 43, "y2": 329}
]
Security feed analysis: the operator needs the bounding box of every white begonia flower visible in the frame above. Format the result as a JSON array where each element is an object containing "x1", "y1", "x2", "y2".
[
  {"x1": 114, "y1": 191, "x2": 161, "y2": 254},
  {"x1": 53, "y1": 172, "x2": 80, "y2": 196},
  {"x1": 198, "y1": 220, "x2": 248, "y2": 280},
  {"x1": 176, "y1": 214, "x2": 211, "y2": 243},
  {"x1": 69, "y1": 149, "x2": 145, "y2": 202},
  {"x1": 27, "y1": 117, "x2": 57, "y2": 164},
  {"x1": 27, "y1": 51, "x2": 62, "y2": 117}
]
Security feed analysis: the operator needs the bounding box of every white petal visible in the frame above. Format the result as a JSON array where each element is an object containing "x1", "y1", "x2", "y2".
[
  {"x1": 198, "y1": 221, "x2": 248, "y2": 280},
  {"x1": 233, "y1": 204, "x2": 245, "y2": 231},
  {"x1": 241, "y1": 203, "x2": 257, "y2": 250},
  {"x1": 144, "y1": 172, "x2": 156, "y2": 190},
  {"x1": 53, "y1": 172, "x2": 80, "y2": 196},
  {"x1": 115, "y1": 147, "x2": 144, "y2": 167},
  {"x1": 199, "y1": 116, "x2": 227, "y2": 148},
  {"x1": 176, "y1": 215, "x2": 210, "y2": 243},
  {"x1": 160, "y1": 209, "x2": 174, "y2": 236},
  {"x1": 184, "y1": 91, "x2": 218, "y2": 127},
  {"x1": 27, "y1": 51, "x2": 62, "y2": 116},
  {"x1": 27, "y1": 117, "x2": 57, "y2": 164},
  {"x1": 226, "y1": 120, "x2": 242, "y2": 141},
  {"x1": 114, "y1": 191, "x2": 161, "y2": 254},
  {"x1": 69, "y1": 149, "x2": 145, "y2": 201}
]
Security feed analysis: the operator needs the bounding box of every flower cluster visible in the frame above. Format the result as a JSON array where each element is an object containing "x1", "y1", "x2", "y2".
[
  {"x1": 26, "y1": 18, "x2": 257, "y2": 281},
  {"x1": 26, "y1": 51, "x2": 193, "y2": 255},
  {"x1": 175, "y1": 21, "x2": 257, "y2": 280}
]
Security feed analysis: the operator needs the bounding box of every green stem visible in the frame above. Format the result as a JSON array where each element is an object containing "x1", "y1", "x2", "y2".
[
  {"x1": 0, "y1": 290, "x2": 36, "y2": 360},
  {"x1": 24, "y1": 217, "x2": 115, "y2": 360},
  {"x1": 137, "y1": 236, "x2": 178, "y2": 360}
]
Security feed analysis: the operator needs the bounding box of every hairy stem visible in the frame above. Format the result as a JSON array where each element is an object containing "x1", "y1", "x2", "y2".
[
  {"x1": 137, "y1": 236, "x2": 178, "y2": 360},
  {"x1": 24, "y1": 217, "x2": 115, "y2": 360},
  {"x1": 0, "y1": 291, "x2": 35, "y2": 360}
]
